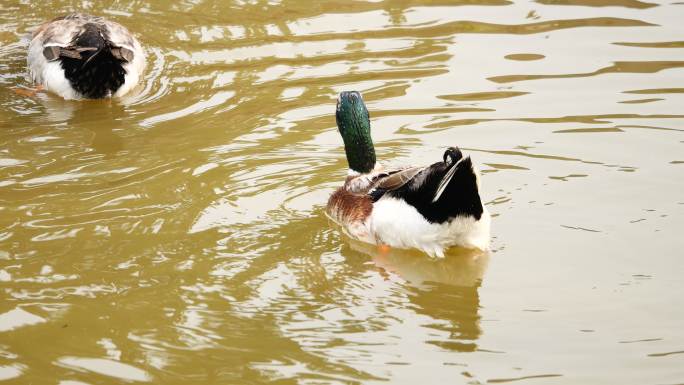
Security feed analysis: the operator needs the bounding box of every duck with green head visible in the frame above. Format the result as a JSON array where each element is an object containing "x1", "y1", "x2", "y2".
[{"x1": 326, "y1": 91, "x2": 491, "y2": 258}]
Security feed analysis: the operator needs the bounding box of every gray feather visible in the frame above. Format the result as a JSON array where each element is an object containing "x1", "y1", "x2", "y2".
[
  {"x1": 42, "y1": 46, "x2": 61, "y2": 61},
  {"x1": 373, "y1": 166, "x2": 425, "y2": 192},
  {"x1": 111, "y1": 47, "x2": 134, "y2": 62}
]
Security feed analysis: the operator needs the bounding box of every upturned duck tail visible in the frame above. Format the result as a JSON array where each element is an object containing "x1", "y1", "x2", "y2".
[{"x1": 430, "y1": 147, "x2": 484, "y2": 220}]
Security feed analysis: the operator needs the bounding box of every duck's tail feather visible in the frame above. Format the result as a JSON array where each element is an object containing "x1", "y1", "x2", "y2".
[
  {"x1": 432, "y1": 161, "x2": 459, "y2": 203},
  {"x1": 423, "y1": 149, "x2": 483, "y2": 222},
  {"x1": 432, "y1": 147, "x2": 464, "y2": 203}
]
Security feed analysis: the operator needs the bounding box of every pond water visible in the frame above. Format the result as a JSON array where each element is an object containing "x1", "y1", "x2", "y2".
[{"x1": 1, "y1": 1, "x2": 683, "y2": 384}]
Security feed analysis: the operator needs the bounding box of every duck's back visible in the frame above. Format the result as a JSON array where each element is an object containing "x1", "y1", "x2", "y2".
[{"x1": 28, "y1": 13, "x2": 145, "y2": 99}]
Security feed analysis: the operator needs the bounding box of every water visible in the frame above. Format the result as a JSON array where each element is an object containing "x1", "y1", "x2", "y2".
[{"x1": 1, "y1": 1, "x2": 683, "y2": 384}]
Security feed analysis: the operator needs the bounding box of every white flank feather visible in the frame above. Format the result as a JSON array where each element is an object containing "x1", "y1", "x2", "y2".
[{"x1": 358, "y1": 197, "x2": 491, "y2": 258}]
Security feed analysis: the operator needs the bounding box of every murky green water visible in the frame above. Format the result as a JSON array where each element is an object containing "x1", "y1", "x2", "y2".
[{"x1": 1, "y1": 1, "x2": 683, "y2": 384}]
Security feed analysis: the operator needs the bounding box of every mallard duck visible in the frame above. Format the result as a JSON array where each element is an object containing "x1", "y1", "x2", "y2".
[
  {"x1": 27, "y1": 13, "x2": 145, "y2": 100},
  {"x1": 326, "y1": 91, "x2": 491, "y2": 258}
]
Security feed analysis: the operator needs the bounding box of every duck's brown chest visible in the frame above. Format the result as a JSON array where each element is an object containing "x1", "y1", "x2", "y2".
[{"x1": 326, "y1": 188, "x2": 373, "y2": 224}]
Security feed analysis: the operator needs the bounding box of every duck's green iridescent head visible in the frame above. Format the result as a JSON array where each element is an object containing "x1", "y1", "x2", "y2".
[{"x1": 335, "y1": 91, "x2": 376, "y2": 174}]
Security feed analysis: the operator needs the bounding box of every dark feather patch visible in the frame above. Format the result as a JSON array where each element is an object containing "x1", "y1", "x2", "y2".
[
  {"x1": 60, "y1": 52, "x2": 126, "y2": 98},
  {"x1": 369, "y1": 187, "x2": 387, "y2": 202},
  {"x1": 371, "y1": 150, "x2": 483, "y2": 223},
  {"x1": 56, "y1": 22, "x2": 127, "y2": 98}
]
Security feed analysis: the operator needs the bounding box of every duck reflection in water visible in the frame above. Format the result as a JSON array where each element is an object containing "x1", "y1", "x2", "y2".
[
  {"x1": 71, "y1": 100, "x2": 127, "y2": 155},
  {"x1": 34, "y1": 94, "x2": 127, "y2": 155},
  {"x1": 343, "y1": 239, "x2": 489, "y2": 352}
]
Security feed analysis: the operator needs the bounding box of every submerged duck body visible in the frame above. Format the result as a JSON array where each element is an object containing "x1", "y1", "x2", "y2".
[
  {"x1": 326, "y1": 92, "x2": 490, "y2": 257},
  {"x1": 28, "y1": 13, "x2": 145, "y2": 100}
]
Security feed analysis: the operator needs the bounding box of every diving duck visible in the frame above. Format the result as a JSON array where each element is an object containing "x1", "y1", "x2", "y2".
[
  {"x1": 326, "y1": 91, "x2": 491, "y2": 258},
  {"x1": 27, "y1": 13, "x2": 145, "y2": 100}
]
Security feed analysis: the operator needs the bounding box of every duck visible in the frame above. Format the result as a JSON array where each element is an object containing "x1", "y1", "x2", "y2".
[
  {"x1": 27, "y1": 13, "x2": 145, "y2": 100},
  {"x1": 326, "y1": 91, "x2": 491, "y2": 258}
]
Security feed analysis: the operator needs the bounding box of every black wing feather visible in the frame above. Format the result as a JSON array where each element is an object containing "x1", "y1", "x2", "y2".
[{"x1": 370, "y1": 155, "x2": 483, "y2": 223}]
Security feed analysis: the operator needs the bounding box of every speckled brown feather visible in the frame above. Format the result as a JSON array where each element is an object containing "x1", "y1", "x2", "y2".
[
  {"x1": 326, "y1": 166, "x2": 424, "y2": 226},
  {"x1": 327, "y1": 186, "x2": 374, "y2": 225}
]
